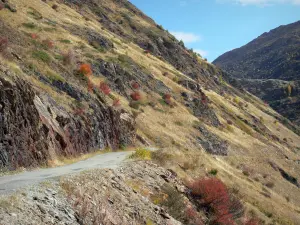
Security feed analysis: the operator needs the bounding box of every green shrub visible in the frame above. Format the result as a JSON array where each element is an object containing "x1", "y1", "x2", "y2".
[
  {"x1": 129, "y1": 101, "x2": 141, "y2": 110},
  {"x1": 118, "y1": 54, "x2": 133, "y2": 67},
  {"x1": 174, "y1": 121, "x2": 183, "y2": 126},
  {"x1": 27, "y1": 8, "x2": 43, "y2": 20},
  {"x1": 22, "y1": 22, "x2": 37, "y2": 29},
  {"x1": 32, "y1": 50, "x2": 51, "y2": 63},
  {"x1": 59, "y1": 39, "x2": 72, "y2": 44},
  {"x1": 209, "y1": 169, "x2": 218, "y2": 176}
]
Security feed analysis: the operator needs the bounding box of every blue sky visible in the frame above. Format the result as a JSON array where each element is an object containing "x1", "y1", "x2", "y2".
[{"x1": 130, "y1": 0, "x2": 300, "y2": 61}]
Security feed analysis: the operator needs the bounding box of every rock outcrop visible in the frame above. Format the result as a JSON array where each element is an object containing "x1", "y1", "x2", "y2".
[{"x1": 0, "y1": 72, "x2": 136, "y2": 169}]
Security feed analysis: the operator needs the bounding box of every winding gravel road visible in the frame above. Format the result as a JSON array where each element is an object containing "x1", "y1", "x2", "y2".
[{"x1": 0, "y1": 151, "x2": 132, "y2": 195}]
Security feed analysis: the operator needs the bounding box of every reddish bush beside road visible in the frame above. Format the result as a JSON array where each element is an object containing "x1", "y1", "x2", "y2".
[{"x1": 189, "y1": 178, "x2": 235, "y2": 225}]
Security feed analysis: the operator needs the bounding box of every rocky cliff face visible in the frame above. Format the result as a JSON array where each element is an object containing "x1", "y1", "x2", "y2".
[
  {"x1": 213, "y1": 21, "x2": 300, "y2": 126},
  {"x1": 0, "y1": 65, "x2": 135, "y2": 169}
]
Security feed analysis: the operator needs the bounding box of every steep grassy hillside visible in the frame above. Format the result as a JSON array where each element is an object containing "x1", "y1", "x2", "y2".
[
  {"x1": 1, "y1": 0, "x2": 300, "y2": 224},
  {"x1": 213, "y1": 21, "x2": 300, "y2": 126}
]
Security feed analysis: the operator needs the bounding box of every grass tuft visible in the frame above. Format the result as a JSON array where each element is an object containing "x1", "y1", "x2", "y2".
[
  {"x1": 32, "y1": 50, "x2": 51, "y2": 63},
  {"x1": 129, "y1": 148, "x2": 152, "y2": 160}
]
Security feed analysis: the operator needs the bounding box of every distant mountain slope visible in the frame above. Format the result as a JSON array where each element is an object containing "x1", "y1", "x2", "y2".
[
  {"x1": 214, "y1": 21, "x2": 300, "y2": 80},
  {"x1": 213, "y1": 21, "x2": 300, "y2": 126}
]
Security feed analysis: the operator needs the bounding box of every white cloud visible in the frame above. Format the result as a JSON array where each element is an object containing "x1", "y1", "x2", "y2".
[
  {"x1": 194, "y1": 49, "x2": 209, "y2": 57},
  {"x1": 170, "y1": 31, "x2": 201, "y2": 43},
  {"x1": 218, "y1": 0, "x2": 300, "y2": 6}
]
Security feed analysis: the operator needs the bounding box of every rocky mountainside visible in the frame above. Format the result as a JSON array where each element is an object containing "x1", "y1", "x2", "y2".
[
  {"x1": 1, "y1": 0, "x2": 300, "y2": 224},
  {"x1": 213, "y1": 21, "x2": 300, "y2": 126}
]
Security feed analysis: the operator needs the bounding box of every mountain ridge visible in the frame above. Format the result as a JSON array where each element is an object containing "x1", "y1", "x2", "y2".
[{"x1": 214, "y1": 20, "x2": 300, "y2": 126}]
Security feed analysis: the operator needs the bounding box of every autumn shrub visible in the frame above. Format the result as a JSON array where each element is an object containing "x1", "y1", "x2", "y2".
[
  {"x1": 42, "y1": 39, "x2": 54, "y2": 49},
  {"x1": 0, "y1": 37, "x2": 8, "y2": 52},
  {"x1": 30, "y1": 33, "x2": 38, "y2": 39},
  {"x1": 189, "y1": 178, "x2": 235, "y2": 225},
  {"x1": 130, "y1": 91, "x2": 142, "y2": 101},
  {"x1": 131, "y1": 81, "x2": 140, "y2": 89},
  {"x1": 163, "y1": 93, "x2": 172, "y2": 105},
  {"x1": 79, "y1": 63, "x2": 92, "y2": 77},
  {"x1": 99, "y1": 82, "x2": 111, "y2": 95}
]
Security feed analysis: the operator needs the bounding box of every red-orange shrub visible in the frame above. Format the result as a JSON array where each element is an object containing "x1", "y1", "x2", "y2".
[
  {"x1": 164, "y1": 93, "x2": 171, "y2": 100},
  {"x1": 99, "y1": 82, "x2": 111, "y2": 95},
  {"x1": 163, "y1": 93, "x2": 172, "y2": 105},
  {"x1": 79, "y1": 64, "x2": 92, "y2": 77},
  {"x1": 131, "y1": 81, "x2": 140, "y2": 89},
  {"x1": 201, "y1": 92, "x2": 207, "y2": 104},
  {"x1": 31, "y1": 33, "x2": 38, "y2": 39},
  {"x1": 130, "y1": 91, "x2": 141, "y2": 101},
  {"x1": 42, "y1": 39, "x2": 54, "y2": 49},
  {"x1": 190, "y1": 178, "x2": 235, "y2": 225}
]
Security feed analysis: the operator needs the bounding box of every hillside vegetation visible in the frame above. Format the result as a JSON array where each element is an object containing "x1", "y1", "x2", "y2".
[{"x1": 0, "y1": 0, "x2": 300, "y2": 224}]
